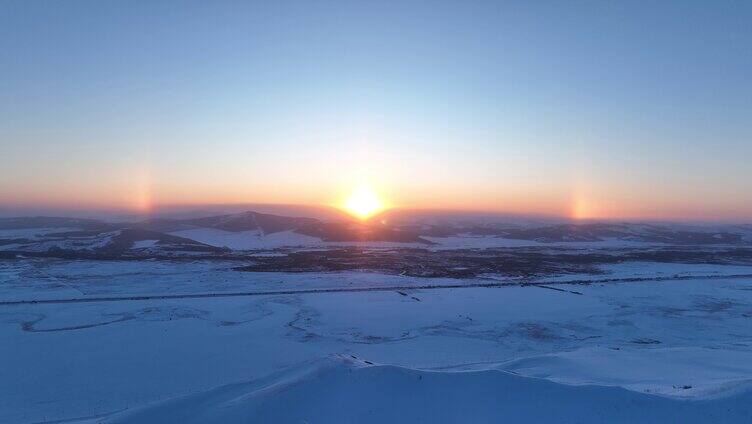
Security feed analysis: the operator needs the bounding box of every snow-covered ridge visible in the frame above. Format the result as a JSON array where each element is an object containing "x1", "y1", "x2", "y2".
[
  {"x1": 2, "y1": 213, "x2": 752, "y2": 255},
  {"x1": 73, "y1": 357, "x2": 752, "y2": 424}
]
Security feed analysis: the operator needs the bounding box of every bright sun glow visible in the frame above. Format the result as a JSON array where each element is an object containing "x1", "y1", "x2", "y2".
[{"x1": 343, "y1": 185, "x2": 385, "y2": 219}]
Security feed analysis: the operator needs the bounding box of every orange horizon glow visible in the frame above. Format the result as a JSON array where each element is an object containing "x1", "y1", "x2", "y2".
[
  {"x1": 2, "y1": 163, "x2": 752, "y2": 223},
  {"x1": 4, "y1": 191, "x2": 752, "y2": 223}
]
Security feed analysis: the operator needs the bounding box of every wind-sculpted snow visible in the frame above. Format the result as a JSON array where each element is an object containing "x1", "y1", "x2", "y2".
[
  {"x1": 73, "y1": 358, "x2": 752, "y2": 424},
  {"x1": 498, "y1": 346, "x2": 752, "y2": 398}
]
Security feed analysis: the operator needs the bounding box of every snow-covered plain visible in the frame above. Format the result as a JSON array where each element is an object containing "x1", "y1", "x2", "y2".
[{"x1": 2, "y1": 258, "x2": 752, "y2": 422}]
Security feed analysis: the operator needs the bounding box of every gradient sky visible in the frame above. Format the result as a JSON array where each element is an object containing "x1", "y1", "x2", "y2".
[{"x1": 1, "y1": 1, "x2": 751, "y2": 220}]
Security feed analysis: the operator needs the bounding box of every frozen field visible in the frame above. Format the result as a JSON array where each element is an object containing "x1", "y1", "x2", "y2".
[{"x1": 2, "y1": 258, "x2": 752, "y2": 422}]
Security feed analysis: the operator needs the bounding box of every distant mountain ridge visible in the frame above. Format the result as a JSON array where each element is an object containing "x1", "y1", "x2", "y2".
[
  {"x1": 1, "y1": 211, "x2": 751, "y2": 257},
  {"x1": 0, "y1": 211, "x2": 432, "y2": 255}
]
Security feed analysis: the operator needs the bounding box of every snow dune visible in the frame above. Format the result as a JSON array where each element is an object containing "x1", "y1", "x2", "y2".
[
  {"x1": 76, "y1": 357, "x2": 752, "y2": 424},
  {"x1": 499, "y1": 346, "x2": 752, "y2": 398}
]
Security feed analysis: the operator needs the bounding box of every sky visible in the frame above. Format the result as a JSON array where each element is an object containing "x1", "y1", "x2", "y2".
[{"x1": 1, "y1": 0, "x2": 751, "y2": 221}]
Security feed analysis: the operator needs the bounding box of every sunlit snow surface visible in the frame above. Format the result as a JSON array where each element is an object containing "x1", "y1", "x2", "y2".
[
  {"x1": 2, "y1": 258, "x2": 752, "y2": 422},
  {"x1": 167, "y1": 228, "x2": 323, "y2": 250}
]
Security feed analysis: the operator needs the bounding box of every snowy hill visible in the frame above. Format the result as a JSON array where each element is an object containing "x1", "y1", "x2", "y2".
[{"x1": 1, "y1": 213, "x2": 752, "y2": 256}]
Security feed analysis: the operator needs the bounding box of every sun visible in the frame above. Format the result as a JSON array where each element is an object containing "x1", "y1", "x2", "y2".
[{"x1": 343, "y1": 185, "x2": 386, "y2": 219}]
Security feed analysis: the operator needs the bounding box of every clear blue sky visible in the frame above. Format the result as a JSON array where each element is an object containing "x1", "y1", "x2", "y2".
[{"x1": 1, "y1": 1, "x2": 751, "y2": 220}]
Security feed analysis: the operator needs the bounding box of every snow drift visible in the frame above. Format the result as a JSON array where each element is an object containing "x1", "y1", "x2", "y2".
[{"x1": 75, "y1": 357, "x2": 752, "y2": 424}]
